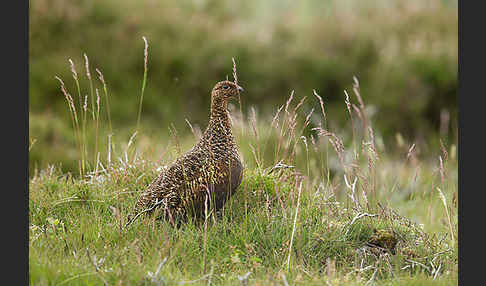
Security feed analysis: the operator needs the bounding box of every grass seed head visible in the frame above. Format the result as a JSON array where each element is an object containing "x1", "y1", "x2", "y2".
[
  {"x1": 232, "y1": 57, "x2": 238, "y2": 85},
  {"x1": 312, "y1": 89, "x2": 326, "y2": 121},
  {"x1": 68, "y1": 58, "x2": 78, "y2": 81},
  {"x1": 95, "y1": 68, "x2": 106, "y2": 85},
  {"x1": 84, "y1": 53, "x2": 91, "y2": 79}
]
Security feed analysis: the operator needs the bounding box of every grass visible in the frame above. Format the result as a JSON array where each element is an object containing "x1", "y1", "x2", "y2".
[
  {"x1": 29, "y1": 158, "x2": 457, "y2": 285},
  {"x1": 29, "y1": 41, "x2": 457, "y2": 285},
  {"x1": 29, "y1": 0, "x2": 457, "y2": 148}
]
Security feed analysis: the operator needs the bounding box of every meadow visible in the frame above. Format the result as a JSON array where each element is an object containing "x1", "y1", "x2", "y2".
[
  {"x1": 29, "y1": 53, "x2": 457, "y2": 285},
  {"x1": 29, "y1": 0, "x2": 457, "y2": 174},
  {"x1": 29, "y1": 0, "x2": 457, "y2": 284}
]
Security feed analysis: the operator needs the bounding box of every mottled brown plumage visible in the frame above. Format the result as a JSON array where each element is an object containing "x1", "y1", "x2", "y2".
[{"x1": 133, "y1": 80, "x2": 244, "y2": 223}]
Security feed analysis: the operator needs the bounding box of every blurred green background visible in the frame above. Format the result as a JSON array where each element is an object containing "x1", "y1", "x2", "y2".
[{"x1": 29, "y1": 0, "x2": 457, "y2": 173}]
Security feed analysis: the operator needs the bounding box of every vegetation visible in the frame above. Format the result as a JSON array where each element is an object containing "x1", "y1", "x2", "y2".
[
  {"x1": 29, "y1": 54, "x2": 457, "y2": 284},
  {"x1": 29, "y1": 1, "x2": 458, "y2": 284},
  {"x1": 29, "y1": 159, "x2": 458, "y2": 285},
  {"x1": 29, "y1": 0, "x2": 457, "y2": 174}
]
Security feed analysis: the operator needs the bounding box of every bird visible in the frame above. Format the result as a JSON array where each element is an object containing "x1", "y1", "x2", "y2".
[{"x1": 131, "y1": 80, "x2": 244, "y2": 224}]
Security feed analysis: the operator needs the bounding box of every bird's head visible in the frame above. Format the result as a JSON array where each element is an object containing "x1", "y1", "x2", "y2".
[{"x1": 211, "y1": 80, "x2": 244, "y2": 100}]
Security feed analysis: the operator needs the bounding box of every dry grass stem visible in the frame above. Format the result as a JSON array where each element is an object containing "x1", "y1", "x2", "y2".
[
  {"x1": 406, "y1": 143, "x2": 416, "y2": 161},
  {"x1": 96, "y1": 68, "x2": 112, "y2": 133},
  {"x1": 286, "y1": 179, "x2": 303, "y2": 272},
  {"x1": 137, "y1": 36, "x2": 149, "y2": 131},
  {"x1": 312, "y1": 89, "x2": 326, "y2": 121},
  {"x1": 271, "y1": 104, "x2": 284, "y2": 128},
  {"x1": 84, "y1": 53, "x2": 96, "y2": 120},
  {"x1": 232, "y1": 57, "x2": 238, "y2": 85},
  {"x1": 439, "y1": 139, "x2": 448, "y2": 161}
]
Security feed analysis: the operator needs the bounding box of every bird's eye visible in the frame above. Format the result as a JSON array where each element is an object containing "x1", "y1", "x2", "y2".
[{"x1": 223, "y1": 85, "x2": 230, "y2": 90}]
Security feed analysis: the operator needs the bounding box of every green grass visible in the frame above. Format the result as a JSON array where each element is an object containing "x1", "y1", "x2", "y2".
[
  {"x1": 29, "y1": 87, "x2": 457, "y2": 285},
  {"x1": 29, "y1": 157, "x2": 457, "y2": 285},
  {"x1": 29, "y1": 0, "x2": 457, "y2": 151},
  {"x1": 29, "y1": 28, "x2": 457, "y2": 284}
]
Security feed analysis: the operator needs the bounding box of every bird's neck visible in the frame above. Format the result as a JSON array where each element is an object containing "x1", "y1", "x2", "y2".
[
  {"x1": 209, "y1": 97, "x2": 231, "y2": 128},
  {"x1": 204, "y1": 96, "x2": 234, "y2": 141}
]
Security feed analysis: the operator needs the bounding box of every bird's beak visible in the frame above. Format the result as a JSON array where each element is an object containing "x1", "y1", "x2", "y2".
[{"x1": 237, "y1": 85, "x2": 244, "y2": 93}]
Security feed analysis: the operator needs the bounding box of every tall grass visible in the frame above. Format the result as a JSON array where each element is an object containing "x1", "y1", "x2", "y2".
[
  {"x1": 29, "y1": 0, "x2": 457, "y2": 150},
  {"x1": 51, "y1": 38, "x2": 152, "y2": 179},
  {"x1": 136, "y1": 36, "x2": 149, "y2": 132},
  {"x1": 29, "y1": 39, "x2": 457, "y2": 285}
]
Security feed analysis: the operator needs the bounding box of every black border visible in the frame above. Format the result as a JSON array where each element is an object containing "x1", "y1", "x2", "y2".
[
  {"x1": 4, "y1": 0, "x2": 28, "y2": 284},
  {"x1": 459, "y1": 0, "x2": 482, "y2": 285},
  {"x1": 0, "y1": 1, "x2": 29, "y2": 285}
]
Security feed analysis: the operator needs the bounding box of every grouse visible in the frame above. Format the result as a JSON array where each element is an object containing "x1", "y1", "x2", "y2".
[{"x1": 132, "y1": 80, "x2": 244, "y2": 223}]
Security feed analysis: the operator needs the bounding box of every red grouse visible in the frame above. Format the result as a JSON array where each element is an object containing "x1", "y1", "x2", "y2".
[{"x1": 132, "y1": 80, "x2": 244, "y2": 223}]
